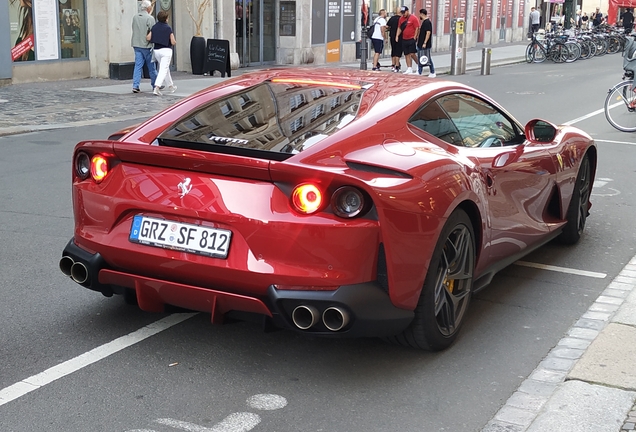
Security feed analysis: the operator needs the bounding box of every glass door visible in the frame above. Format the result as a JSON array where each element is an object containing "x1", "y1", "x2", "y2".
[{"x1": 236, "y1": 0, "x2": 276, "y2": 67}]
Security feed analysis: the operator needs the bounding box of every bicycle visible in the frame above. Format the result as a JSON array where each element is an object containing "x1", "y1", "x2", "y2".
[{"x1": 604, "y1": 70, "x2": 636, "y2": 132}]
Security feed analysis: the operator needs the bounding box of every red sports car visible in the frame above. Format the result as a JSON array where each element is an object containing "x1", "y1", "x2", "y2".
[{"x1": 60, "y1": 69, "x2": 595, "y2": 351}]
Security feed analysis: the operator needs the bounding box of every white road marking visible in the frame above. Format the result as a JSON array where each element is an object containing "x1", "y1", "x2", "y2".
[
  {"x1": 563, "y1": 106, "x2": 608, "y2": 125},
  {"x1": 593, "y1": 139, "x2": 636, "y2": 145},
  {"x1": 246, "y1": 394, "x2": 288, "y2": 411},
  {"x1": 515, "y1": 261, "x2": 607, "y2": 278},
  {"x1": 0, "y1": 313, "x2": 196, "y2": 407},
  {"x1": 156, "y1": 413, "x2": 261, "y2": 432}
]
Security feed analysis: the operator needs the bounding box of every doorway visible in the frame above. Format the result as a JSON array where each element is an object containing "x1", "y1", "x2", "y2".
[{"x1": 236, "y1": 0, "x2": 276, "y2": 67}]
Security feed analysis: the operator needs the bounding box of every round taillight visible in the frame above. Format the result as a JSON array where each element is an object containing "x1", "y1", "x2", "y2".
[
  {"x1": 331, "y1": 186, "x2": 365, "y2": 218},
  {"x1": 291, "y1": 183, "x2": 323, "y2": 214},
  {"x1": 75, "y1": 152, "x2": 91, "y2": 180},
  {"x1": 90, "y1": 155, "x2": 109, "y2": 183}
]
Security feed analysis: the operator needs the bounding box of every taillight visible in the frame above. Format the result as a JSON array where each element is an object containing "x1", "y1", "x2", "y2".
[
  {"x1": 291, "y1": 183, "x2": 323, "y2": 214},
  {"x1": 90, "y1": 155, "x2": 109, "y2": 183},
  {"x1": 331, "y1": 186, "x2": 365, "y2": 218},
  {"x1": 75, "y1": 152, "x2": 91, "y2": 180}
]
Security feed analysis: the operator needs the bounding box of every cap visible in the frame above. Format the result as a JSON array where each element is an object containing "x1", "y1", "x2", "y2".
[{"x1": 400, "y1": 6, "x2": 408, "y2": 12}]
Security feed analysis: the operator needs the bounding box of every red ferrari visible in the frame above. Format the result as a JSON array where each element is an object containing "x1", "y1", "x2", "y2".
[{"x1": 60, "y1": 69, "x2": 595, "y2": 351}]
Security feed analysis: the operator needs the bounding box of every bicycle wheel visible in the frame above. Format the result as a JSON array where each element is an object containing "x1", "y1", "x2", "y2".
[
  {"x1": 525, "y1": 43, "x2": 534, "y2": 63},
  {"x1": 532, "y1": 44, "x2": 546, "y2": 63},
  {"x1": 604, "y1": 80, "x2": 636, "y2": 132},
  {"x1": 565, "y1": 42, "x2": 581, "y2": 62},
  {"x1": 549, "y1": 43, "x2": 568, "y2": 63},
  {"x1": 579, "y1": 41, "x2": 590, "y2": 59}
]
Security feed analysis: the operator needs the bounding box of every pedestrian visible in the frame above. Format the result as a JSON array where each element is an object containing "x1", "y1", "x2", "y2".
[
  {"x1": 417, "y1": 9, "x2": 435, "y2": 77},
  {"x1": 621, "y1": 8, "x2": 634, "y2": 34},
  {"x1": 148, "y1": 10, "x2": 177, "y2": 96},
  {"x1": 581, "y1": 12, "x2": 589, "y2": 29},
  {"x1": 592, "y1": 8, "x2": 604, "y2": 27},
  {"x1": 386, "y1": 8, "x2": 403, "y2": 72},
  {"x1": 131, "y1": 0, "x2": 158, "y2": 94},
  {"x1": 395, "y1": 6, "x2": 420, "y2": 74},
  {"x1": 530, "y1": 7, "x2": 540, "y2": 35},
  {"x1": 370, "y1": 9, "x2": 387, "y2": 71}
]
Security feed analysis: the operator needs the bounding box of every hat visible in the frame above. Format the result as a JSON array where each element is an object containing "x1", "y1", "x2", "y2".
[{"x1": 400, "y1": 6, "x2": 408, "y2": 12}]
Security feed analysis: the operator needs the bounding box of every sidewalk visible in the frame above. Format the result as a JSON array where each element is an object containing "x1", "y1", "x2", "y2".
[{"x1": 1, "y1": 41, "x2": 635, "y2": 432}]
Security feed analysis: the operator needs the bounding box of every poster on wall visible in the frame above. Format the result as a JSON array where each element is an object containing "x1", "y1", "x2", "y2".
[
  {"x1": 485, "y1": 0, "x2": 492, "y2": 30},
  {"x1": 443, "y1": 0, "x2": 451, "y2": 33},
  {"x1": 518, "y1": 0, "x2": 525, "y2": 27},
  {"x1": 34, "y1": 0, "x2": 60, "y2": 60},
  {"x1": 327, "y1": 0, "x2": 341, "y2": 62},
  {"x1": 477, "y1": 0, "x2": 486, "y2": 41},
  {"x1": 459, "y1": 0, "x2": 467, "y2": 20},
  {"x1": 343, "y1": 0, "x2": 355, "y2": 42},
  {"x1": 9, "y1": 0, "x2": 35, "y2": 61}
]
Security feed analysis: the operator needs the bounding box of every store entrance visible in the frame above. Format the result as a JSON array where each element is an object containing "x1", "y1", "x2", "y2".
[{"x1": 235, "y1": 0, "x2": 276, "y2": 67}]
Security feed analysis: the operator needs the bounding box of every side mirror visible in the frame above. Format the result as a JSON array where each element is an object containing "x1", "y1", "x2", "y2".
[{"x1": 524, "y1": 119, "x2": 557, "y2": 143}]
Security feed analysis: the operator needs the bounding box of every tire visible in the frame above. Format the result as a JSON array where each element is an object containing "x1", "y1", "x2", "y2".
[
  {"x1": 564, "y1": 42, "x2": 580, "y2": 62},
  {"x1": 549, "y1": 42, "x2": 568, "y2": 63},
  {"x1": 387, "y1": 209, "x2": 475, "y2": 351},
  {"x1": 532, "y1": 44, "x2": 546, "y2": 63},
  {"x1": 558, "y1": 155, "x2": 592, "y2": 245},
  {"x1": 604, "y1": 80, "x2": 636, "y2": 132},
  {"x1": 525, "y1": 43, "x2": 534, "y2": 63}
]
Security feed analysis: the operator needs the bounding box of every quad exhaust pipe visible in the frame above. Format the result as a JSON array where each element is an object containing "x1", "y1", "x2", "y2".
[
  {"x1": 59, "y1": 256, "x2": 90, "y2": 284},
  {"x1": 291, "y1": 304, "x2": 350, "y2": 332}
]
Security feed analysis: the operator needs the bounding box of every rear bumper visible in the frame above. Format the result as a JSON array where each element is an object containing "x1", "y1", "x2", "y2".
[{"x1": 61, "y1": 238, "x2": 414, "y2": 338}]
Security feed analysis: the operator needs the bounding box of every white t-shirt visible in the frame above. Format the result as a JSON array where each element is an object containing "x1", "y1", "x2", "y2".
[
  {"x1": 371, "y1": 17, "x2": 387, "y2": 40},
  {"x1": 530, "y1": 10, "x2": 540, "y2": 25}
]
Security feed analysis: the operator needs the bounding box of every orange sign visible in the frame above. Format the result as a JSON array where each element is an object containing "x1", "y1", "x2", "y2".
[{"x1": 326, "y1": 40, "x2": 340, "y2": 63}]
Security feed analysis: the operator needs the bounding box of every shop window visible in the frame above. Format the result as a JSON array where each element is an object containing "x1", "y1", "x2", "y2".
[{"x1": 8, "y1": 0, "x2": 87, "y2": 62}]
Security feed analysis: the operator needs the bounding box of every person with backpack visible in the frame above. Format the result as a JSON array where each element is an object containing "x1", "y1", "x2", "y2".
[{"x1": 370, "y1": 9, "x2": 387, "y2": 71}]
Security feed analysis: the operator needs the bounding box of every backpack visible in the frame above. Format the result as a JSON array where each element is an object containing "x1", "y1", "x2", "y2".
[
  {"x1": 368, "y1": 18, "x2": 381, "y2": 36},
  {"x1": 623, "y1": 36, "x2": 636, "y2": 72}
]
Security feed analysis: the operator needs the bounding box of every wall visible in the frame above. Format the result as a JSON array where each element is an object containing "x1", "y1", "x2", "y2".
[{"x1": 0, "y1": 1, "x2": 12, "y2": 81}]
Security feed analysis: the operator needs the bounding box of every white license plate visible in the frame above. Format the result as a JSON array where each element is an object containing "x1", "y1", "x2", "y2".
[{"x1": 129, "y1": 215, "x2": 232, "y2": 258}]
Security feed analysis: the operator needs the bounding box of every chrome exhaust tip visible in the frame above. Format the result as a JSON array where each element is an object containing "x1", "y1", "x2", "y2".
[
  {"x1": 59, "y1": 256, "x2": 74, "y2": 276},
  {"x1": 291, "y1": 305, "x2": 320, "y2": 330},
  {"x1": 70, "y1": 261, "x2": 89, "y2": 284},
  {"x1": 322, "y1": 307, "x2": 349, "y2": 332}
]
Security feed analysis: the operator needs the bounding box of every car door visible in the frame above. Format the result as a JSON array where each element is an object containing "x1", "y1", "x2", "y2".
[{"x1": 409, "y1": 93, "x2": 558, "y2": 267}]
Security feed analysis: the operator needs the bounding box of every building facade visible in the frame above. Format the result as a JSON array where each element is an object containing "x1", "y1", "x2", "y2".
[{"x1": 2, "y1": 0, "x2": 532, "y2": 84}]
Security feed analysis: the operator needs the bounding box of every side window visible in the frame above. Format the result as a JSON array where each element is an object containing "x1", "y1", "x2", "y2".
[
  {"x1": 408, "y1": 101, "x2": 463, "y2": 146},
  {"x1": 437, "y1": 94, "x2": 519, "y2": 148}
]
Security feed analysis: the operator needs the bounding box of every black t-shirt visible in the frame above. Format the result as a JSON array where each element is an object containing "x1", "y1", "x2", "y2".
[
  {"x1": 387, "y1": 15, "x2": 400, "y2": 40},
  {"x1": 417, "y1": 19, "x2": 433, "y2": 49},
  {"x1": 150, "y1": 22, "x2": 173, "y2": 50},
  {"x1": 622, "y1": 11, "x2": 634, "y2": 28},
  {"x1": 593, "y1": 12, "x2": 603, "y2": 25}
]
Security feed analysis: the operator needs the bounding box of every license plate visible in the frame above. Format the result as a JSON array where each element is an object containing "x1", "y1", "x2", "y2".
[{"x1": 129, "y1": 215, "x2": 232, "y2": 258}]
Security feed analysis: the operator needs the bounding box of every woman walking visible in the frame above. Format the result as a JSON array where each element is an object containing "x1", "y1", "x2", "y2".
[{"x1": 147, "y1": 11, "x2": 176, "y2": 96}]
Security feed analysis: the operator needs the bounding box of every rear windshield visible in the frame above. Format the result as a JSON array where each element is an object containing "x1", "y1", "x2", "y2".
[{"x1": 159, "y1": 80, "x2": 365, "y2": 161}]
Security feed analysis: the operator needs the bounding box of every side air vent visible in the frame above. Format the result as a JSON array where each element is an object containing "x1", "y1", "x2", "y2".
[{"x1": 346, "y1": 162, "x2": 412, "y2": 178}]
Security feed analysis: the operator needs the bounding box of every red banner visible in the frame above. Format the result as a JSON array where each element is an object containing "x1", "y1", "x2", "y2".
[{"x1": 11, "y1": 34, "x2": 34, "y2": 61}]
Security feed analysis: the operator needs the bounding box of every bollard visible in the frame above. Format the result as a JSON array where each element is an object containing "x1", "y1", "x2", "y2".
[
  {"x1": 481, "y1": 48, "x2": 492, "y2": 75},
  {"x1": 360, "y1": 27, "x2": 368, "y2": 70}
]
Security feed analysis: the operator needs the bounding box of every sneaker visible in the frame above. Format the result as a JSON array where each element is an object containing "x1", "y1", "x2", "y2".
[
  {"x1": 403, "y1": 67, "x2": 413, "y2": 74},
  {"x1": 132, "y1": 88, "x2": 140, "y2": 93},
  {"x1": 428, "y1": 73, "x2": 437, "y2": 78},
  {"x1": 392, "y1": 67, "x2": 399, "y2": 73},
  {"x1": 167, "y1": 85, "x2": 177, "y2": 93},
  {"x1": 153, "y1": 86, "x2": 162, "y2": 96},
  {"x1": 372, "y1": 67, "x2": 379, "y2": 71}
]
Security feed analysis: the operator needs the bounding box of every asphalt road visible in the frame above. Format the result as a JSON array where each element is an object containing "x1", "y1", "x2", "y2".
[{"x1": 0, "y1": 55, "x2": 634, "y2": 432}]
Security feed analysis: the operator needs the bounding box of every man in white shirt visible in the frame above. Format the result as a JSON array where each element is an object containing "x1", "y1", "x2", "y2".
[
  {"x1": 530, "y1": 7, "x2": 541, "y2": 35},
  {"x1": 370, "y1": 9, "x2": 387, "y2": 71}
]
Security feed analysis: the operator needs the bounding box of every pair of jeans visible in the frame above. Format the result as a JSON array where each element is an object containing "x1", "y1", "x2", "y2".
[
  {"x1": 417, "y1": 47, "x2": 435, "y2": 75},
  {"x1": 133, "y1": 47, "x2": 158, "y2": 90}
]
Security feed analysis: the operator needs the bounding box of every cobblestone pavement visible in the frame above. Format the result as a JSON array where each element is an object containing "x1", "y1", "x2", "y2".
[
  {"x1": 0, "y1": 71, "x2": 210, "y2": 135},
  {"x1": 622, "y1": 404, "x2": 636, "y2": 431}
]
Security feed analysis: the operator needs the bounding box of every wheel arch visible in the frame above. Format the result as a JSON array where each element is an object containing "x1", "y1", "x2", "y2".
[{"x1": 455, "y1": 199, "x2": 483, "y2": 265}]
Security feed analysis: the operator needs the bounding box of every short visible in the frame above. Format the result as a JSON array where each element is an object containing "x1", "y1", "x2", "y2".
[
  {"x1": 390, "y1": 40, "x2": 403, "y2": 58},
  {"x1": 372, "y1": 38, "x2": 384, "y2": 54},
  {"x1": 402, "y1": 38, "x2": 417, "y2": 55}
]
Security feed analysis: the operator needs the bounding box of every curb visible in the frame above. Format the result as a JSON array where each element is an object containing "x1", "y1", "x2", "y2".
[{"x1": 482, "y1": 255, "x2": 636, "y2": 432}]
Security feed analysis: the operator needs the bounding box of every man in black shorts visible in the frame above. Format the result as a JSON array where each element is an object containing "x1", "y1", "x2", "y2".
[
  {"x1": 396, "y1": 6, "x2": 420, "y2": 74},
  {"x1": 386, "y1": 8, "x2": 402, "y2": 72}
]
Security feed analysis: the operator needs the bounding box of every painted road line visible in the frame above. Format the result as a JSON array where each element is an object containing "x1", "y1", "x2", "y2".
[
  {"x1": 563, "y1": 106, "x2": 608, "y2": 126},
  {"x1": 0, "y1": 313, "x2": 197, "y2": 408},
  {"x1": 246, "y1": 394, "x2": 288, "y2": 411},
  {"x1": 515, "y1": 261, "x2": 607, "y2": 279},
  {"x1": 156, "y1": 413, "x2": 261, "y2": 432},
  {"x1": 594, "y1": 139, "x2": 636, "y2": 146}
]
